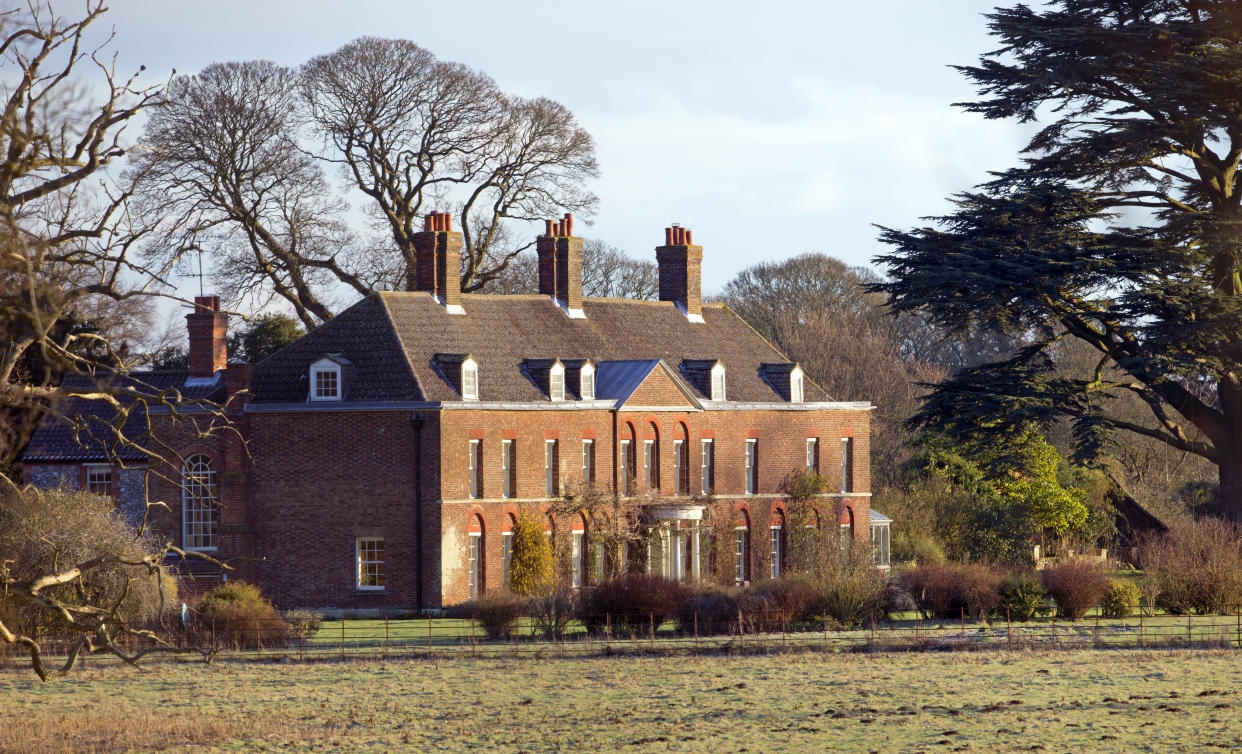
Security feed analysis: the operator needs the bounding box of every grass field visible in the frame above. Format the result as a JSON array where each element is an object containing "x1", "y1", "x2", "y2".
[{"x1": 3, "y1": 648, "x2": 1242, "y2": 752}]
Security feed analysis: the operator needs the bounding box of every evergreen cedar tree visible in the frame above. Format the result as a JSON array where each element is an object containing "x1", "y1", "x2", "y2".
[{"x1": 875, "y1": 0, "x2": 1242, "y2": 521}]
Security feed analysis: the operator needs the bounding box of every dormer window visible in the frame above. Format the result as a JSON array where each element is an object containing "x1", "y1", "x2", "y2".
[
  {"x1": 550, "y1": 362, "x2": 565, "y2": 401},
  {"x1": 710, "y1": 362, "x2": 726, "y2": 401},
  {"x1": 580, "y1": 362, "x2": 595, "y2": 400},
  {"x1": 309, "y1": 357, "x2": 344, "y2": 401},
  {"x1": 790, "y1": 366, "x2": 804, "y2": 403},
  {"x1": 462, "y1": 357, "x2": 479, "y2": 401}
]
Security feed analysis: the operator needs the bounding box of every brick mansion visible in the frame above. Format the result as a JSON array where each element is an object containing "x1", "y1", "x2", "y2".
[{"x1": 23, "y1": 214, "x2": 878, "y2": 610}]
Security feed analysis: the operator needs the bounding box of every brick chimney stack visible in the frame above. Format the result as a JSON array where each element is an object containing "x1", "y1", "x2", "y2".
[
  {"x1": 537, "y1": 213, "x2": 583, "y2": 313},
  {"x1": 656, "y1": 223, "x2": 703, "y2": 319},
  {"x1": 410, "y1": 210, "x2": 464, "y2": 312},
  {"x1": 186, "y1": 296, "x2": 228, "y2": 378}
]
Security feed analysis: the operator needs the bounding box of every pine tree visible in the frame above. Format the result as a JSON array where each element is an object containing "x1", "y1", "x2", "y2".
[{"x1": 877, "y1": 1, "x2": 1242, "y2": 520}]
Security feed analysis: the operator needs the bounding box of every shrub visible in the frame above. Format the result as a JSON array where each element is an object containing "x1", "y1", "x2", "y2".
[
  {"x1": 1041, "y1": 560, "x2": 1110, "y2": 619},
  {"x1": 458, "y1": 592, "x2": 525, "y2": 640},
  {"x1": 997, "y1": 573, "x2": 1049, "y2": 621},
  {"x1": 530, "y1": 584, "x2": 577, "y2": 640},
  {"x1": 196, "y1": 582, "x2": 291, "y2": 648},
  {"x1": 740, "y1": 576, "x2": 820, "y2": 632},
  {"x1": 819, "y1": 542, "x2": 889, "y2": 627},
  {"x1": 577, "y1": 574, "x2": 688, "y2": 636},
  {"x1": 281, "y1": 609, "x2": 324, "y2": 642},
  {"x1": 508, "y1": 514, "x2": 554, "y2": 597},
  {"x1": 1138, "y1": 519, "x2": 1242, "y2": 614},
  {"x1": 898, "y1": 563, "x2": 1001, "y2": 621},
  {"x1": 1100, "y1": 580, "x2": 1142, "y2": 619},
  {"x1": 677, "y1": 586, "x2": 741, "y2": 636}
]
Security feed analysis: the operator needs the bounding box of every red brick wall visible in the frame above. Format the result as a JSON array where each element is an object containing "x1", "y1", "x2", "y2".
[
  {"x1": 434, "y1": 405, "x2": 870, "y2": 605},
  {"x1": 138, "y1": 398, "x2": 870, "y2": 611}
]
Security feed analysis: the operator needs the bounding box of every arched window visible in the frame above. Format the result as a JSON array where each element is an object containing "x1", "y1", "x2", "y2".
[
  {"x1": 468, "y1": 513, "x2": 485, "y2": 598},
  {"x1": 571, "y1": 515, "x2": 587, "y2": 588},
  {"x1": 182, "y1": 454, "x2": 218, "y2": 551},
  {"x1": 840, "y1": 506, "x2": 855, "y2": 557},
  {"x1": 770, "y1": 509, "x2": 786, "y2": 579},
  {"x1": 619, "y1": 423, "x2": 637, "y2": 496},
  {"x1": 501, "y1": 514, "x2": 516, "y2": 589},
  {"x1": 734, "y1": 509, "x2": 750, "y2": 585},
  {"x1": 644, "y1": 422, "x2": 660, "y2": 491},
  {"x1": 673, "y1": 424, "x2": 690, "y2": 495}
]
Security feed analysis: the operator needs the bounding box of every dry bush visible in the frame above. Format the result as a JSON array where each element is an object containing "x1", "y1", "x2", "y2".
[
  {"x1": 455, "y1": 592, "x2": 525, "y2": 640},
  {"x1": 281, "y1": 609, "x2": 324, "y2": 642},
  {"x1": 1137, "y1": 518, "x2": 1242, "y2": 614},
  {"x1": 196, "y1": 582, "x2": 290, "y2": 648},
  {"x1": 818, "y1": 542, "x2": 890, "y2": 627},
  {"x1": 677, "y1": 585, "x2": 742, "y2": 636},
  {"x1": 899, "y1": 563, "x2": 1001, "y2": 621},
  {"x1": 577, "y1": 574, "x2": 688, "y2": 636},
  {"x1": 740, "y1": 576, "x2": 821, "y2": 632},
  {"x1": 1041, "y1": 560, "x2": 1111, "y2": 619}
]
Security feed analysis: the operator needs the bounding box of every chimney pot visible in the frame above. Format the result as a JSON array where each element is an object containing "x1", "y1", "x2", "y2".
[
  {"x1": 545, "y1": 219, "x2": 554, "y2": 236},
  {"x1": 664, "y1": 227, "x2": 673, "y2": 245}
]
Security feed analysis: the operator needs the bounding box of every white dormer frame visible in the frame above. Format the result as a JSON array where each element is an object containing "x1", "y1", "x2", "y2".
[
  {"x1": 710, "y1": 362, "x2": 727, "y2": 402},
  {"x1": 461, "y1": 356, "x2": 479, "y2": 400},
  {"x1": 309, "y1": 357, "x2": 343, "y2": 401},
  {"x1": 580, "y1": 362, "x2": 595, "y2": 401},
  {"x1": 550, "y1": 361, "x2": 566, "y2": 401},
  {"x1": 790, "y1": 365, "x2": 804, "y2": 403}
]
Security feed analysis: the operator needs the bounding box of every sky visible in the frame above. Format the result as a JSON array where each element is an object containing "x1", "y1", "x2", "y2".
[{"x1": 103, "y1": 0, "x2": 1029, "y2": 297}]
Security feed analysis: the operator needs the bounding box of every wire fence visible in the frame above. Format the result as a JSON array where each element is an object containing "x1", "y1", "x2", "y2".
[{"x1": 6, "y1": 606, "x2": 1242, "y2": 672}]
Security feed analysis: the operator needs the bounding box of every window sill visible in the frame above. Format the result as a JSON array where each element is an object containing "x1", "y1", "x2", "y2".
[{"x1": 354, "y1": 588, "x2": 386, "y2": 595}]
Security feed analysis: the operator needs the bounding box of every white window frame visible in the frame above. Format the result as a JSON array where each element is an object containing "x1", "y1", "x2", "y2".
[
  {"x1": 501, "y1": 439, "x2": 514, "y2": 498},
  {"x1": 700, "y1": 439, "x2": 713, "y2": 494},
  {"x1": 545, "y1": 439, "x2": 558, "y2": 496},
  {"x1": 469, "y1": 439, "x2": 482, "y2": 499},
  {"x1": 309, "y1": 358, "x2": 342, "y2": 401},
  {"x1": 841, "y1": 437, "x2": 853, "y2": 493},
  {"x1": 86, "y1": 464, "x2": 112, "y2": 496},
  {"x1": 710, "y1": 362, "x2": 726, "y2": 401},
  {"x1": 770, "y1": 525, "x2": 782, "y2": 579},
  {"x1": 501, "y1": 531, "x2": 514, "y2": 588},
  {"x1": 734, "y1": 526, "x2": 748, "y2": 585},
  {"x1": 672, "y1": 439, "x2": 683, "y2": 495},
  {"x1": 572, "y1": 531, "x2": 584, "y2": 588},
  {"x1": 356, "y1": 537, "x2": 385, "y2": 591},
  {"x1": 790, "y1": 366, "x2": 804, "y2": 403},
  {"x1": 549, "y1": 362, "x2": 565, "y2": 401},
  {"x1": 872, "y1": 523, "x2": 891, "y2": 569},
  {"x1": 461, "y1": 357, "x2": 479, "y2": 401},
  {"x1": 468, "y1": 531, "x2": 482, "y2": 598},
  {"x1": 582, "y1": 439, "x2": 594, "y2": 486},
  {"x1": 580, "y1": 363, "x2": 595, "y2": 400},
  {"x1": 745, "y1": 439, "x2": 758, "y2": 495},
  {"x1": 619, "y1": 439, "x2": 631, "y2": 496},
  {"x1": 806, "y1": 438, "x2": 818, "y2": 471},
  {"x1": 182, "y1": 454, "x2": 218, "y2": 552}
]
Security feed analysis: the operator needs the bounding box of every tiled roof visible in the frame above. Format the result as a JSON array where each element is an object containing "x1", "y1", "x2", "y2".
[
  {"x1": 22, "y1": 371, "x2": 226, "y2": 462},
  {"x1": 250, "y1": 292, "x2": 829, "y2": 404}
]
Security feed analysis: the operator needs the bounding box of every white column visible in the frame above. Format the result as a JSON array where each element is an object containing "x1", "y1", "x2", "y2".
[{"x1": 691, "y1": 526, "x2": 701, "y2": 582}]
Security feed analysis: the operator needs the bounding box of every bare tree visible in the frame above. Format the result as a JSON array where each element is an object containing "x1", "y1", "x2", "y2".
[
  {"x1": 301, "y1": 37, "x2": 599, "y2": 293},
  {"x1": 0, "y1": 2, "x2": 233, "y2": 678},
  {"x1": 132, "y1": 61, "x2": 367, "y2": 327}
]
